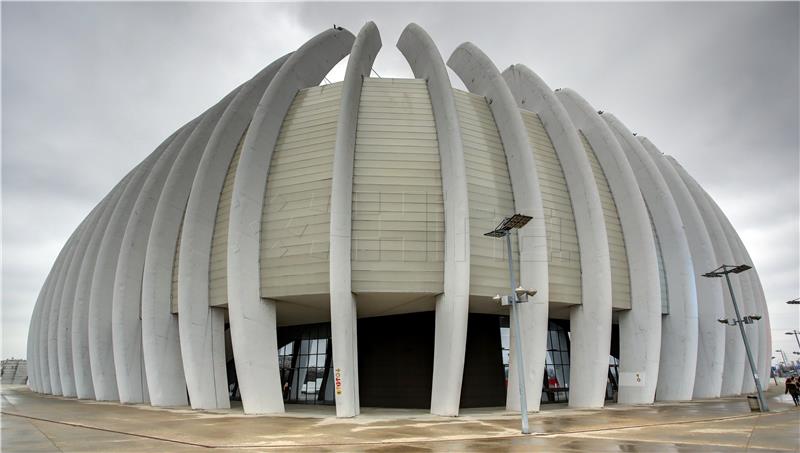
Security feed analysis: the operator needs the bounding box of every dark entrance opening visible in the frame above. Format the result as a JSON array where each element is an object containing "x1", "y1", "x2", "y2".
[
  {"x1": 225, "y1": 321, "x2": 240, "y2": 401},
  {"x1": 357, "y1": 312, "x2": 435, "y2": 409},
  {"x1": 606, "y1": 323, "x2": 620, "y2": 401},
  {"x1": 460, "y1": 313, "x2": 506, "y2": 408}
]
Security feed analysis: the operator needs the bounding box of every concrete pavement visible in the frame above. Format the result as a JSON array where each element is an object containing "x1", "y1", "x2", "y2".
[{"x1": 2, "y1": 383, "x2": 798, "y2": 452}]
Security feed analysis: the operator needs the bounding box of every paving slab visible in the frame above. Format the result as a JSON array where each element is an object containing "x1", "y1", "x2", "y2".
[{"x1": 2, "y1": 384, "x2": 798, "y2": 452}]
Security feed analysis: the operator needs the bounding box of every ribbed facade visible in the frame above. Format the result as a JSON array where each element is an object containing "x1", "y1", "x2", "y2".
[{"x1": 27, "y1": 22, "x2": 771, "y2": 417}]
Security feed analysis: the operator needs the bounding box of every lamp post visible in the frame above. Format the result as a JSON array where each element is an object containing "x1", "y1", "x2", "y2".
[
  {"x1": 485, "y1": 213, "x2": 535, "y2": 435},
  {"x1": 776, "y1": 349, "x2": 789, "y2": 365},
  {"x1": 787, "y1": 330, "x2": 800, "y2": 350},
  {"x1": 703, "y1": 264, "x2": 768, "y2": 412}
]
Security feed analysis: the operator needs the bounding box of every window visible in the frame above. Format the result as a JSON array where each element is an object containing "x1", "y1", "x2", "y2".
[
  {"x1": 499, "y1": 317, "x2": 571, "y2": 404},
  {"x1": 278, "y1": 323, "x2": 334, "y2": 405}
]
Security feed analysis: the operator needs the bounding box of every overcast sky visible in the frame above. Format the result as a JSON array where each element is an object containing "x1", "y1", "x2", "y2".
[{"x1": 2, "y1": 2, "x2": 798, "y2": 367}]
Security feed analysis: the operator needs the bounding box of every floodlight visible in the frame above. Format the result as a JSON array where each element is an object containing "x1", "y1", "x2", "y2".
[
  {"x1": 717, "y1": 318, "x2": 728, "y2": 324},
  {"x1": 500, "y1": 214, "x2": 532, "y2": 230},
  {"x1": 731, "y1": 264, "x2": 752, "y2": 274},
  {"x1": 749, "y1": 315, "x2": 761, "y2": 321}
]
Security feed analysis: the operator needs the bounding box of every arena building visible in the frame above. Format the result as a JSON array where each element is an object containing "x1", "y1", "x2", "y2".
[{"x1": 26, "y1": 22, "x2": 772, "y2": 417}]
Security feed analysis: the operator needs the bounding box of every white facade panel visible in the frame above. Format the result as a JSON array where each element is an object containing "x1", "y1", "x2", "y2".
[
  {"x1": 579, "y1": 132, "x2": 631, "y2": 310},
  {"x1": 352, "y1": 78, "x2": 444, "y2": 294},
  {"x1": 521, "y1": 111, "x2": 581, "y2": 306},
  {"x1": 261, "y1": 83, "x2": 341, "y2": 298},
  {"x1": 209, "y1": 131, "x2": 246, "y2": 307},
  {"x1": 453, "y1": 89, "x2": 518, "y2": 298}
]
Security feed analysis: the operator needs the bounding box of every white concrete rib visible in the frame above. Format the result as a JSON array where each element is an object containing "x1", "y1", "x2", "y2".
[
  {"x1": 639, "y1": 138, "x2": 726, "y2": 399},
  {"x1": 735, "y1": 241, "x2": 771, "y2": 391},
  {"x1": 504, "y1": 65, "x2": 612, "y2": 409},
  {"x1": 329, "y1": 21, "x2": 381, "y2": 418},
  {"x1": 57, "y1": 198, "x2": 109, "y2": 397},
  {"x1": 178, "y1": 54, "x2": 290, "y2": 410},
  {"x1": 36, "y1": 235, "x2": 72, "y2": 393},
  {"x1": 142, "y1": 94, "x2": 236, "y2": 407},
  {"x1": 89, "y1": 137, "x2": 181, "y2": 401},
  {"x1": 701, "y1": 186, "x2": 766, "y2": 394},
  {"x1": 228, "y1": 26, "x2": 355, "y2": 414},
  {"x1": 46, "y1": 224, "x2": 87, "y2": 395},
  {"x1": 556, "y1": 89, "x2": 661, "y2": 405},
  {"x1": 603, "y1": 113, "x2": 698, "y2": 402},
  {"x1": 112, "y1": 126, "x2": 194, "y2": 404},
  {"x1": 33, "y1": 252, "x2": 59, "y2": 392},
  {"x1": 72, "y1": 169, "x2": 139, "y2": 399},
  {"x1": 39, "y1": 228, "x2": 81, "y2": 394},
  {"x1": 667, "y1": 156, "x2": 747, "y2": 396},
  {"x1": 447, "y1": 43, "x2": 549, "y2": 413},
  {"x1": 397, "y1": 22, "x2": 471, "y2": 417},
  {"x1": 27, "y1": 276, "x2": 50, "y2": 392}
]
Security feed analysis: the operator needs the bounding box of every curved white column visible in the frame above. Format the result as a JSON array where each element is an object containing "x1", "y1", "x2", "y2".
[
  {"x1": 603, "y1": 113, "x2": 698, "y2": 401},
  {"x1": 54, "y1": 206, "x2": 105, "y2": 397},
  {"x1": 27, "y1": 277, "x2": 51, "y2": 392},
  {"x1": 447, "y1": 43, "x2": 549, "y2": 413},
  {"x1": 504, "y1": 65, "x2": 612, "y2": 408},
  {"x1": 71, "y1": 172, "x2": 136, "y2": 399},
  {"x1": 556, "y1": 89, "x2": 661, "y2": 405},
  {"x1": 34, "y1": 245, "x2": 68, "y2": 393},
  {"x1": 328, "y1": 22, "x2": 380, "y2": 418},
  {"x1": 667, "y1": 157, "x2": 747, "y2": 396},
  {"x1": 732, "y1": 241, "x2": 771, "y2": 391},
  {"x1": 142, "y1": 94, "x2": 236, "y2": 408},
  {"x1": 703, "y1": 191, "x2": 763, "y2": 394},
  {"x1": 228, "y1": 27, "x2": 354, "y2": 414},
  {"x1": 89, "y1": 146, "x2": 172, "y2": 401},
  {"x1": 398, "y1": 23, "x2": 471, "y2": 417},
  {"x1": 178, "y1": 55, "x2": 289, "y2": 410},
  {"x1": 47, "y1": 229, "x2": 87, "y2": 395},
  {"x1": 30, "y1": 268, "x2": 55, "y2": 392},
  {"x1": 720, "y1": 220, "x2": 771, "y2": 391},
  {"x1": 639, "y1": 138, "x2": 725, "y2": 399},
  {"x1": 57, "y1": 197, "x2": 112, "y2": 397},
  {"x1": 112, "y1": 128, "x2": 190, "y2": 404}
]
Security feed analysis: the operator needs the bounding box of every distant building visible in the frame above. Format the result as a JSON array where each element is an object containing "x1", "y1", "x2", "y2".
[
  {"x1": 27, "y1": 22, "x2": 771, "y2": 417},
  {"x1": 1, "y1": 359, "x2": 28, "y2": 385}
]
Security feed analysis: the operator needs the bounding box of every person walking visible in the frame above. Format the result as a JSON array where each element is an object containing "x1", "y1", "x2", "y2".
[{"x1": 785, "y1": 376, "x2": 800, "y2": 406}]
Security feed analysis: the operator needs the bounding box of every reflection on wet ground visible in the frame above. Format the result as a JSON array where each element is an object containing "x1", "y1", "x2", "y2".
[{"x1": 2, "y1": 384, "x2": 798, "y2": 452}]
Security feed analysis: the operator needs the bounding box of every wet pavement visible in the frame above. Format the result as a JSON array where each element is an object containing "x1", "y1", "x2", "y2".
[{"x1": 2, "y1": 384, "x2": 798, "y2": 452}]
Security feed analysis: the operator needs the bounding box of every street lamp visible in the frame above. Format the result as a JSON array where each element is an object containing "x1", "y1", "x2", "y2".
[
  {"x1": 703, "y1": 264, "x2": 768, "y2": 412},
  {"x1": 786, "y1": 330, "x2": 800, "y2": 350},
  {"x1": 776, "y1": 349, "x2": 789, "y2": 365},
  {"x1": 787, "y1": 298, "x2": 800, "y2": 305},
  {"x1": 485, "y1": 213, "x2": 534, "y2": 435}
]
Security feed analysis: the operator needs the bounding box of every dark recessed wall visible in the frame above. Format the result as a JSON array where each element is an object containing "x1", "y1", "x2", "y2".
[
  {"x1": 460, "y1": 313, "x2": 506, "y2": 408},
  {"x1": 357, "y1": 312, "x2": 435, "y2": 409}
]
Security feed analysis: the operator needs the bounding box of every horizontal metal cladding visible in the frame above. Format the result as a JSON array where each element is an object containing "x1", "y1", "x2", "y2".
[
  {"x1": 209, "y1": 129, "x2": 247, "y2": 307},
  {"x1": 260, "y1": 83, "x2": 342, "y2": 298},
  {"x1": 520, "y1": 110, "x2": 581, "y2": 305},
  {"x1": 452, "y1": 88, "x2": 518, "y2": 298},
  {"x1": 351, "y1": 78, "x2": 444, "y2": 293},
  {"x1": 579, "y1": 131, "x2": 631, "y2": 310}
]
